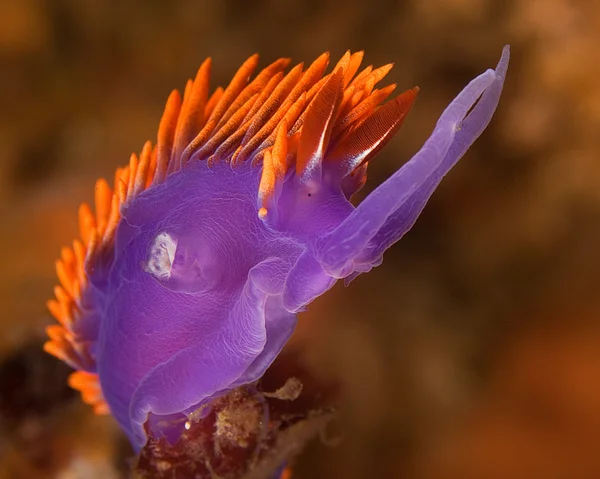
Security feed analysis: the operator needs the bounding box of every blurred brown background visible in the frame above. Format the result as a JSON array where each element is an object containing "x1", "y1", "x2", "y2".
[{"x1": 1, "y1": 0, "x2": 600, "y2": 478}]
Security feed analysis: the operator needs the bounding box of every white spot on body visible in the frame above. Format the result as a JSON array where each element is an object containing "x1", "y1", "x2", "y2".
[{"x1": 144, "y1": 232, "x2": 177, "y2": 280}]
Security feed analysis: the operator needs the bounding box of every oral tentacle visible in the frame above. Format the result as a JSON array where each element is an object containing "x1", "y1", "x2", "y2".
[
  {"x1": 359, "y1": 46, "x2": 510, "y2": 265},
  {"x1": 315, "y1": 49, "x2": 508, "y2": 277}
]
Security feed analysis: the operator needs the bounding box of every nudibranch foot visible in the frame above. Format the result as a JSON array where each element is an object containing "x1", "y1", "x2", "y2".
[{"x1": 127, "y1": 256, "x2": 298, "y2": 447}]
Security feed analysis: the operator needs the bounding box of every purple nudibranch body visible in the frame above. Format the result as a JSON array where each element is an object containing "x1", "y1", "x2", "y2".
[{"x1": 45, "y1": 46, "x2": 509, "y2": 448}]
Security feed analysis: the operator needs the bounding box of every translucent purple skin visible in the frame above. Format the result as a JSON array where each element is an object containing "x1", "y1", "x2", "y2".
[{"x1": 91, "y1": 47, "x2": 509, "y2": 448}]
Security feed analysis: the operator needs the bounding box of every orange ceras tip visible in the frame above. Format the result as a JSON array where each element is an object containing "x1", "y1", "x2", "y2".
[{"x1": 280, "y1": 466, "x2": 293, "y2": 479}]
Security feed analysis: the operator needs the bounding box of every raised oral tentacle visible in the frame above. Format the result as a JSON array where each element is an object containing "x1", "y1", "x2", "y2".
[
  {"x1": 315, "y1": 65, "x2": 500, "y2": 277},
  {"x1": 357, "y1": 46, "x2": 510, "y2": 266}
]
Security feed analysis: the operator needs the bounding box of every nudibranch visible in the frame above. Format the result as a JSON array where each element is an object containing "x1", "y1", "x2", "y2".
[{"x1": 45, "y1": 46, "x2": 509, "y2": 449}]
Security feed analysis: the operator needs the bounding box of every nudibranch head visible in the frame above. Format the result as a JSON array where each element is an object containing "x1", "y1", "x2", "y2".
[{"x1": 45, "y1": 47, "x2": 509, "y2": 448}]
